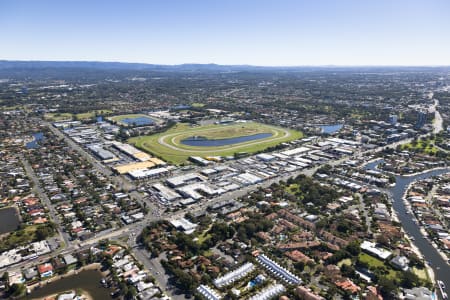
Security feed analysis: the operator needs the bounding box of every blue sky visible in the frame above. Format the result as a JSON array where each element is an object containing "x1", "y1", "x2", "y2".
[{"x1": 1, "y1": 0, "x2": 449, "y2": 66}]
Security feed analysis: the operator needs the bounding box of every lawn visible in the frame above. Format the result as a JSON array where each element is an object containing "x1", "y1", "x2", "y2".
[
  {"x1": 0, "y1": 225, "x2": 39, "y2": 252},
  {"x1": 358, "y1": 252, "x2": 398, "y2": 279},
  {"x1": 129, "y1": 122, "x2": 302, "y2": 164},
  {"x1": 338, "y1": 258, "x2": 352, "y2": 267},
  {"x1": 196, "y1": 227, "x2": 212, "y2": 245},
  {"x1": 411, "y1": 266, "x2": 429, "y2": 282},
  {"x1": 44, "y1": 112, "x2": 73, "y2": 121}
]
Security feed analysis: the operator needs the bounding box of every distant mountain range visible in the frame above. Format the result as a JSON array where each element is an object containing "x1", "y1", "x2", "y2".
[
  {"x1": 0, "y1": 60, "x2": 448, "y2": 72},
  {"x1": 0, "y1": 61, "x2": 271, "y2": 72}
]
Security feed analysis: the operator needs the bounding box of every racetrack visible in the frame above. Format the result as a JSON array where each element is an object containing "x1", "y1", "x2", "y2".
[{"x1": 130, "y1": 122, "x2": 302, "y2": 164}]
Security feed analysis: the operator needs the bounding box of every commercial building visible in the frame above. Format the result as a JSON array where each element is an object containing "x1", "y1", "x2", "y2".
[
  {"x1": 152, "y1": 183, "x2": 181, "y2": 201},
  {"x1": 281, "y1": 146, "x2": 310, "y2": 156},
  {"x1": 166, "y1": 173, "x2": 206, "y2": 188},
  {"x1": 176, "y1": 183, "x2": 223, "y2": 200},
  {"x1": 128, "y1": 167, "x2": 170, "y2": 180},
  {"x1": 87, "y1": 144, "x2": 116, "y2": 161},
  {"x1": 113, "y1": 161, "x2": 156, "y2": 174},
  {"x1": 190, "y1": 156, "x2": 211, "y2": 166},
  {"x1": 170, "y1": 218, "x2": 198, "y2": 234}
]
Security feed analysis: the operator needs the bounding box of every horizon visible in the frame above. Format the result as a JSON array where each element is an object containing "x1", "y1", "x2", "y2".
[
  {"x1": 2, "y1": 59, "x2": 450, "y2": 68},
  {"x1": 1, "y1": 0, "x2": 450, "y2": 66}
]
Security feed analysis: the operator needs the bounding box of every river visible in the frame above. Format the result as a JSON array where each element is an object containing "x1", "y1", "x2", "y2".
[{"x1": 366, "y1": 160, "x2": 450, "y2": 297}]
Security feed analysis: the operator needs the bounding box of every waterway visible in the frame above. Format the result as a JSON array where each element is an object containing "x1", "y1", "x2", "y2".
[
  {"x1": 320, "y1": 124, "x2": 343, "y2": 134},
  {"x1": 181, "y1": 133, "x2": 273, "y2": 147},
  {"x1": 0, "y1": 206, "x2": 21, "y2": 234},
  {"x1": 25, "y1": 269, "x2": 112, "y2": 300},
  {"x1": 366, "y1": 160, "x2": 450, "y2": 297},
  {"x1": 26, "y1": 132, "x2": 44, "y2": 149}
]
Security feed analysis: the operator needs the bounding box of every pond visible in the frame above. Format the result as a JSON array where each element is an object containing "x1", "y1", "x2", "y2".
[
  {"x1": 181, "y1": 133, "x2": 273, "y2": 147},
  {"x1": 0, "y1": 206, "x2": 21, "y2": 234},
  {"x1": 26, "y1": 132, "x2": 44, "y2": 149},
  {"x1": 320, "y1": 124, "x2": 343, "y2": 134},
  {"x1": 121, "y1": 116, "x2": 154, "y2": 126},
  {"x1": 26, "y1": 269, "x2": 112, "y2": 300}
]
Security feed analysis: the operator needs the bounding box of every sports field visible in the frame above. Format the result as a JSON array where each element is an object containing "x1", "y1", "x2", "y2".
[
  {"x1": 44, "y1": 110, "x2": 112, "y2": 121},
  {"x1": 108, "y1": 114, "x2": 155, "y2": 126},
  {"x1": 129, "y1": 121, "x2": 302, "y2": 164}
]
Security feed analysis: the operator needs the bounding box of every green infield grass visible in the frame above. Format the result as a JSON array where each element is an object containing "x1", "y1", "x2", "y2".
[{"x1": 129, "y1": 121, "x2": 302, "y2": 164}]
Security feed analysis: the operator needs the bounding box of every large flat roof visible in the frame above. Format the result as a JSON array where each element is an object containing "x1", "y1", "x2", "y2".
[{"x1": 113, "y1": 161, "x2": 155, "y2": 174}]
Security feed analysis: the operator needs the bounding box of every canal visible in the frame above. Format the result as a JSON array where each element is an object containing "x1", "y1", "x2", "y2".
[
  {"x1": 25, "y1": 269, "x2": 112, "y2": 300},
  {"x1": 366, "y1": 160, "x2": 450, "y2": 297}
]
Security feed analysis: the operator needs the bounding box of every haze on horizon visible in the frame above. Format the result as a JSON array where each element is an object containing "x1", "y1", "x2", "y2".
[{"x1": 1, "y1": 0, "x2": 450, "y2": 66}]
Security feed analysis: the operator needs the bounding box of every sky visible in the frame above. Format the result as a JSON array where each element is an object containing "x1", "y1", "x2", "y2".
[{"x1": 1, "y1": 0, "x2": 450, "y2": 66}]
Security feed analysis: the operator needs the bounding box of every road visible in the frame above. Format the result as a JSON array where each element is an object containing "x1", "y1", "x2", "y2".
[
  {"x1": 20, "y1": 155, "x2": 71, "y2": 248},
  {"x1": 46, "y1": 120, "x2": 160, "y2": 216},
  {"x1": 7, "y1": 102, "x2": 443, "y2": 289},
  {"x1": 433, "y1": 99, "x2": 444, "y2": 134}
]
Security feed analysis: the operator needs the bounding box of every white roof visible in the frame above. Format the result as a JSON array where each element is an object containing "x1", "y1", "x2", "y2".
[
  {"x1": 281, "y1": 146, "x2": 310, "y2": 156},
  {"x1": 360, "y1": 241, "x2": 392, "y2": 260}
]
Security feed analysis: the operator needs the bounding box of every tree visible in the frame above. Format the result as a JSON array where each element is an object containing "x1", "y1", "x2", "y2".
[
  {"x1": 345, "y1": 241, "x2": 361, "y2": 256},
  {"x1": 125, "y1": 286, "x2": 137, "y2": 300},
  {"x1": 378, "y1": 277, "x2": 397, "y2": 297},
  {"x1": 400, "y1": 271, "x2": 421, "y2": 289},
  {"x1": 8, "y1": 283, "x2": 26, "y2": 297}
]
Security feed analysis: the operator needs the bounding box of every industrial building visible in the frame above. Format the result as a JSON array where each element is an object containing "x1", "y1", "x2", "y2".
[
  {"x1": 87, "y1": 144, "x2": 116, "y2": 161},
  {"x1": 166, "y1": 173, "x2": 206, "y2": 188},
  {"x1": 128, "y1": 167, "x2": 171, "y2": 180},
  {"x1": 152, "y1": 183, "x2": 181, "y2": 201}
]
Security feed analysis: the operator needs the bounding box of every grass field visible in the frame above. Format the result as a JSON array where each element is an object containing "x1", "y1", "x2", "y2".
[
  {"x1": 401, "y1": 137, "x2": 438, "y2": 155},
  {"x1": 191, "y1": 102, "x2": 205, "y2": 108},
  {"x1": 129, "y1": 122, "x2": 302, "y2": 164},
  {"x1": 44, "y1": 110, "x2": 112, "y2": 121},
  {"x1": 76, "y1": 109, "x2": 112, "y2": 120},
  {"x1": 44, "y1": 112, "x2": 74, "y2": 121},
  {"x1": 109, "y1": 114, "x2": 148, "y2": 121}
]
